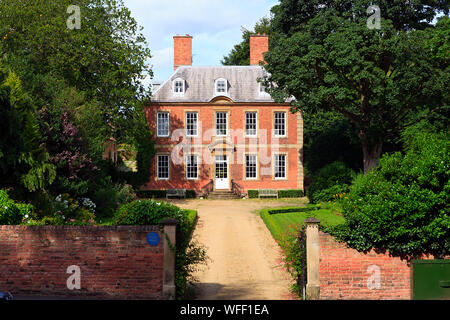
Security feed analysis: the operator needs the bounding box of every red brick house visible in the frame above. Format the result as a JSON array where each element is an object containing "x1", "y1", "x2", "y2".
[{"x1": 143, "y1": 34, "x2": 303, "y2": 197}]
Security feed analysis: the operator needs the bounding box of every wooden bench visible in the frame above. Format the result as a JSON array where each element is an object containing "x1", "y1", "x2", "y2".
[
  {"x1": 166, "y1": 189, "x2": 186, "y2": 199},
  {"x1": 258, "y1": 189, "x2": 278, "y2": 198}
]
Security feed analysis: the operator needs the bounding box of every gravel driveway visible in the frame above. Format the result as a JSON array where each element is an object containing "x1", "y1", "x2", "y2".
[{"x1": 171, "y1": 198, "x2": 307, "y2": 300}]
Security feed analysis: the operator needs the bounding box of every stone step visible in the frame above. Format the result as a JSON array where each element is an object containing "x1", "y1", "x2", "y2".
[{"x1": 207, "y1": 191, "x2": 241, "y2": 199}]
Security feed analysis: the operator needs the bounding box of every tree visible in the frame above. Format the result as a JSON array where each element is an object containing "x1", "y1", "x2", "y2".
[
  {"x1": 221, "y1": 17, "x2": 271, "y2": 66},
  {"x1": 265, "y1": 1, "x2": 449, "y2": 172},
  {"x1": 328, "y1": 129, "x2": 449, "y2": 258},
  {"x1": 0, "y1": 0, "x2": 155, "y2": 188},
  {"x1": 39, "y1": 103, "x2": 98, "y2": 198},
  {"x1": 270, "y1": 0, "x2": 449, "y2": 36},
  {"x1": 304, "y1": 111, "x2": 362, "y2": 174},
  {"x1": 0, "y1": 0, "x2": 152, "y2": 144},
  {"x1": 0, "y1": 64, "x2": 56, "y2": 193}
]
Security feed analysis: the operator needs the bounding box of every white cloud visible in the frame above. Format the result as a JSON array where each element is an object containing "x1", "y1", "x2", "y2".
[{"x1": 124, "y1": 0, "x2": 277, "y2": 83}]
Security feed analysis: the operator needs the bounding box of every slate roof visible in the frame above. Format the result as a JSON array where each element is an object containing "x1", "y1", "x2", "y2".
[{"x1": 151, "y1": 66, "x2": 280, "y2": 103}]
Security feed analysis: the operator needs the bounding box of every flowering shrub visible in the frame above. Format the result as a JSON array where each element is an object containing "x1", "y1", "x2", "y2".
[
  {"x1": 311, "y1": 184, "x2": 350, "y2": 203},
  {"x1": 0, "y1": 190, "x2": 35, "y2": 225},
  {"x1": 52, "y1": 193, "x2": 95, "y2": 225},
  {"x1": 79, "y1": 197, "x2": 96, "y2": 212}
]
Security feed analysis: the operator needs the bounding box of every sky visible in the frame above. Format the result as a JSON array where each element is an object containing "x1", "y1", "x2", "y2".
[{"x1": 123, "y1": 0, "x2": 278, "y2": 88}]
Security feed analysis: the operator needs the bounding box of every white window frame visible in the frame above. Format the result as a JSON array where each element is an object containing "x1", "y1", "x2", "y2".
[
  {"x1": 274, "y1": 111, "x2": 287, "y2": 137},
  {"x1": 185, "y1": 154, "x2": 198, "y2": 180},
  {"x1": 185, "y1": 112, "x2": 198, "y2": 137},
  {"x1": 215, "y1": 78, "x2": 227, "y2": 95},
  {"x1": 258, "y1": 82, "x2": 270, "y2": 96},
  {"x1": 245, "y1": 112, "x2": 257, "y2": 137},
  {"x1": 172, "y1": 78, "x2": 185, "y2": 96},
  {"x1": 157, "y1": 154, "x2": 170, "y2": 180},
  {"x1": 274, "y1": 154, "x2": 287, "y2": 180},
  {"x1": 245, "y1": 154, "x2": 258, "y2": 180},
  {"x1": 215, "y1": 111, "x2": 228, "y2": 137},
  {"x1": 156, "y1": 112, "x2": 170, "y2": 137}
]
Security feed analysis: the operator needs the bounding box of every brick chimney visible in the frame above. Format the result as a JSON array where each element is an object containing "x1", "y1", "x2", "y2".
[
  {"x1": 173, "y1": 34, "x2": 193, "y2": 71},
  {"x1": 249, "y1": 34, "x2": 269, "y2": 65}
]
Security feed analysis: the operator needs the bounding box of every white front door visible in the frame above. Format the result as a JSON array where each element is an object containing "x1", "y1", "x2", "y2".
[{"x1": 215, "y1": 155, "x2": 229, "y2": 190}]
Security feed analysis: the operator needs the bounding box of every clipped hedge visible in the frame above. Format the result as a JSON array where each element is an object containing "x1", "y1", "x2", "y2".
[
  {"x1": 247, "y1": 189, "x2": 303, "y2": 199},
  {"x1": 278, "y1": 189, "x2": 304, "y2": 198},
  {"x1": 248, "y1": 190, "x2": 259, "y2": 198},
  {"x1": 137, "y1": 190, "x2": 197, "y2": 199},
  {"x1": 268, "y1": 206, "x2": 320, "y2": 215}
]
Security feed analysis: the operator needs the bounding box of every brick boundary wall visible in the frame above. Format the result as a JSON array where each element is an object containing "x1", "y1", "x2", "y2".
[
  {"x1": 318, "y1": 231, "x2": 411, "y2": 300},
  {"x1": 0, "y1": 225, "x2": 168, "y2": 299}
]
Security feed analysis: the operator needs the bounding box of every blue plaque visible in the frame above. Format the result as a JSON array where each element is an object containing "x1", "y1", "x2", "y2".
[{"x1": 146, "y1": 232, "x2": 160, "y2": 246}]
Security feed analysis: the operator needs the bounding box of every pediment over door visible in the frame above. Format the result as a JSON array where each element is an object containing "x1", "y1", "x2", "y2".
[
  {"x1": 209, "y1": 96, "x2": 234, "y2": 104},
  {"x1": 207, "y1": 139, "x2": 235, "y2": 153}
]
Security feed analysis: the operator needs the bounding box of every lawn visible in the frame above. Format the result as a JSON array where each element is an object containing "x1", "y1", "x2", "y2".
[{"x1": 260, "y1": 204, "x2": 345, "y2": 243}]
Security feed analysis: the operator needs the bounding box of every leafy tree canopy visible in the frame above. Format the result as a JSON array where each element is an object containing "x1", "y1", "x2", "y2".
[
  {"x1": 0, "y1": 0, "x2": 152, "y2": 142},
  {"x1": 0, "y1": 64, "x2": 56, "y2": 193},
  {"x1": 264, "y1": 1, "x2": 449, "y2": 172},
  {"x1": 0, "y1": 0, "x2": 155, "y2": 190}
]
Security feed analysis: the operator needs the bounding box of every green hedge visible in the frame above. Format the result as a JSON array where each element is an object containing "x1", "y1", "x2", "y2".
[
  {"x1": 137, "y1": 190, "x2": 197, "y2": 199},
  {"x1": 114, "y1": 199, "x2": 202, "y2": 298},
  {"x1": 278, "y1": 189, "x2": 304, "y2": 198},
  {"x1": 248, "y1": 190, "x2": 259, "y2": 198},
  {"x1": 267, "y1": 206, "x2": 320, "y2": 215},
  {"x1": 247, "y1": 189, "x2": 303, "y2": 199}
]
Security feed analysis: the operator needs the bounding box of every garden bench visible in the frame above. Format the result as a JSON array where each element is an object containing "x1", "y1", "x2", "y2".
[
  {"x1": 166, "y1": 189, "x2": 186, "y2": 199},
  {"x1": 258, "y1": 189, "x2": 278, "y2": 198}
]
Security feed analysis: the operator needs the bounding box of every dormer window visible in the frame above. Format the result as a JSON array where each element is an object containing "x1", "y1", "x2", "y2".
[
  {"x1": 259, "y1": 82, "x2": 270, "y2": 96},
  {"x1": 173, "y1": 78, "x2": 185, "y2": 96},
  {"x1": 215, "y1": 78, "x2": 227, "y2": 95}
]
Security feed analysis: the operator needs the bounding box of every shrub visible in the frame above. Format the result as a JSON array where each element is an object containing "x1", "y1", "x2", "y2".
[
  {"x1": 186, "y1": 190, "x2": 197, "y2": 199},
  {"x1": 53, "y1": 193, "x2": 96, "y2": 225},
  {"x1": 306, "y1": 161, "x2": 355, "y2": 204},
  {"x1": 328, "y1": 131, "x2": 450, "y2": 258},
  {"x1": 247, "y1": 189, "x2": 303, "y2": 198},
  {"x1": 136, "y1": 190, "x2": 197, "y2": 199},
  {"x1": 247, "y1": 190, "x2": 259, "y2": 198},
  {"x1": 268, "y1": 206, "x2": 320, "y2": 215},
  {"x1": 0, "y1": 190, "x2": 36, "y2": 225},
  {"x1": 311, "y1": 184, "x2": 350, "y2": 203},
  {"x1": 30, "y1": 190, "x2": 55, "y2": 219},
  {"x1": 136, "y1": 190, "x2": 166, "y2": 199},
  {"x1": 278, "y1": 230, "x2": 304, "y2": 298},
  {"x1": 114, "y1": 200, "x2": 207, "y2": 299},
  {"x1": 114, "y1": 199, "x2": 184, "y2": 225},
  {"x1": 0, "y1": 190, "x2": 27, "y2": 224},
  {"x1": 92, "y1": 183, "x2": 136, "y2": 218},
  {"x1": 278, "y1": 189, "x2": 304, "y2": 198}
]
